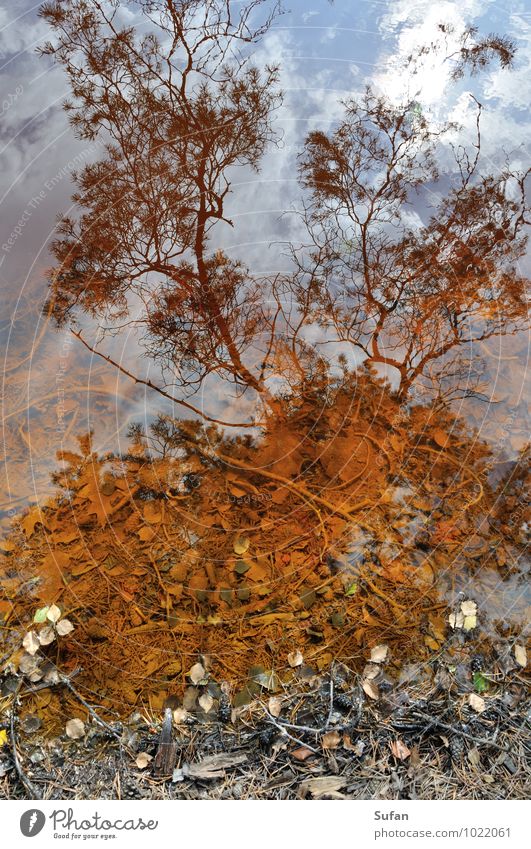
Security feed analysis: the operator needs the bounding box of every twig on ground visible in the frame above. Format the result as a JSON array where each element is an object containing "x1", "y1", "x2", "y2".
[
  {"x1": 9, "y1": 683, "x2": 40, "y2": 799},
  {"x1": 60, "y1": 675, "x2": 123, "y2": 741},
  {"x1": 263, "y1": 710, "x2": 319, "y2": 753}
]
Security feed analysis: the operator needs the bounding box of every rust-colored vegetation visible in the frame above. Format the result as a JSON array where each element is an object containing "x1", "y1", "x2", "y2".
[{"x1": 1, "y1": 1, "x2": 529, "y2": 720}]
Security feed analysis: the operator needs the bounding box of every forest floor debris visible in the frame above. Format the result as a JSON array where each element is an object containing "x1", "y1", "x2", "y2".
[{"x1": 0, "y1": 657, "x2": 529, "y2": 800}]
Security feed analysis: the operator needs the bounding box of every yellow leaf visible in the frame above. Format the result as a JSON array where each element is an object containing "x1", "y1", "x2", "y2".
[
  {"x1": 514, "y1": 645, "x2": 527, "y2": 668},
  {"x1": 233, "y1": 536, "x2": 250, "y2": 555},
  {"x1": 0, "y1": 729, "x2": 7, "y2": 747}
]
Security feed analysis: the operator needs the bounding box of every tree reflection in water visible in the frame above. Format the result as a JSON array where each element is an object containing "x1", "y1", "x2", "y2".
[{"x1": 0, "y1": 1, "x2": 529, "y2": 707}]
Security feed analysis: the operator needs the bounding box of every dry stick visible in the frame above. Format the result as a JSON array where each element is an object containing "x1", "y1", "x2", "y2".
[
  {"x1": 263, "y1": 710, "x2": 319, "y2": 753},
  {"x1": 71, "y1": 330, "x2": 258, "y2": 429},
  {"x1": 153, "y1": 706, "x2": 177, "y2": 776},
  {"x1": 60, "y1": 675, "x2": 123, "y2": 741},
  {"x1": 410, "y1": 709, "x2": 510, "y2": 753},
  {"x1": 199, "y1": 448, "x2": 375, "y2": 523},
  {"x1": 416, "y1": 445, "x2": 485, "y2": 508},
  {"x1": 9, "y1": 683, "x2": 40, "y2": 799},
  {"x1": 359, "y1": 569, "x2": 408, "y2": 612}
]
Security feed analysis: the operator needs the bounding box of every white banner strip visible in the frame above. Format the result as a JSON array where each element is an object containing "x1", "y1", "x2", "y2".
[{"x1": 1, "y1": 800, "x2": 528, "y2": 848}]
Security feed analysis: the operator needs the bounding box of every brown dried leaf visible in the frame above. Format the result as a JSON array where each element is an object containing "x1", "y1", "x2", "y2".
[
  {"x1": 448, "y1": 611, "x2": 464, "y2": 629},
  {"x1": 135, "y1": 751, "x2": 153, "y2": 769},
  {"x1": 291, "y1": 746, "x2": 314, "y2": 762},
  {"x1": 172, "y1": 708, "x2": 189, "y2": 725},
  {"x1": 268, "y1": 696, "x2": 282, "y2": 718},
  {"x1": 20, "y1": 506, "x2": 47, "y2": 537},
  {"x1": 389, "y1": 739, "x2": 411, "y2": 761},
  {"x1": 468, "y1": 693, "x2": 486, "y2": 713},
  {"x1": 321, "y1": 730, "x2": 341, "y2": 750},
  {"x1": 467, "y1": 747, "x2": 481, "y2": 767},
  {"x1": 432, "y1": 427, "x2": 450, "y2": 448},
  {"x1": 19, "y1": 653, "x2": 40, "y2": 675}
]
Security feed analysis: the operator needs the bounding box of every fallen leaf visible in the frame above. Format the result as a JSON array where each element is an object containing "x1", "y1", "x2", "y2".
[
  {"x1": 188, "y1": 662, "x2": 206, "y2": 685},
  {"x1": 143, "y1": 502, "x2": 162, "y2": 524},
  {"x1": 468, "y1": 693, "x2": 485, "y2": 713},
  {"x1": 233, "y1": 536, "x2": 250, "y2": 555},
  {"x1": 19, "y1": 654, "x2": 40, "y2": 675},
  {"x1": 22, "y1": 631, "x2": 40, "y2": 656},
  {"x1": 467, "y1": 747, "x2": 481, "y2": 767},
  {"x1": 448, "y1": 611, "x2": 464, "y2": 629},
  {"x1": 33, "y1": 606, "x2": 49, "y2": 624},
  {"x1": 253, "y1": 670, "x2": 279, "y2": 691},
  {"x1": 514, "y1": 645, "x2": 527, "y2": 668},
  {"x1": 135, "y1": 752, "x2": 153, "y2": 769},
  {"x1": 0, "y1": 729, "x2": 7, "y2": 747},
  {"x1": 461, "y1": 600, "x2": 477, "y2": 617},
  {"x1": 268, "y1": 696, "x2": 282, "y2": 718},
  {"x1": 389, "y1": 739, "x2": 411, "y2": 761},
  {"x1": 362, "y1": 680, "x2": 379, "y2": 700},
  {"x1": 287, "y1": 650, "x2": 303, "y2": 668},
  {"x1": 56, "y1": 618, "x2": 74, "y2": 636},
  {"x1": 291, "y1": 746, "x2": 314, "y2": 762},
  {"x1": 172, "y1": 708, "x2": 189, "y2": 725},
  {"x1": 44, "y1": 667, "x2": 60, "y2": 685},
  {"x1": 138, "y1": 526, "x2": 156, "y2": 542},
  {"x1": 65, "y1": 718, "x2": 85, "y2": 739},
  {"x1": 300, "y1": 776, "x2": 346, "y2": 798},
  {"x1": 38, "y1": 626, "x2": 55, "y2": 646},
  {"x1": 363, "y1": 663, "x2": 380, "y2": 681},
  {"x1": 342, "y1": 734, "x2": 355, "y2": 751},
  {"x1": 321, "y1": 730, "x2": 341, "y2": 750},
  {"x1": 46, "y1": 604, "x2": 62, "y2": 624},
  {"x1": 198, "y1": 693, "x2": 214, "y2": 714},
  {"x1": 370, "y1": 644, "x2": 388, "y2": 664}
]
